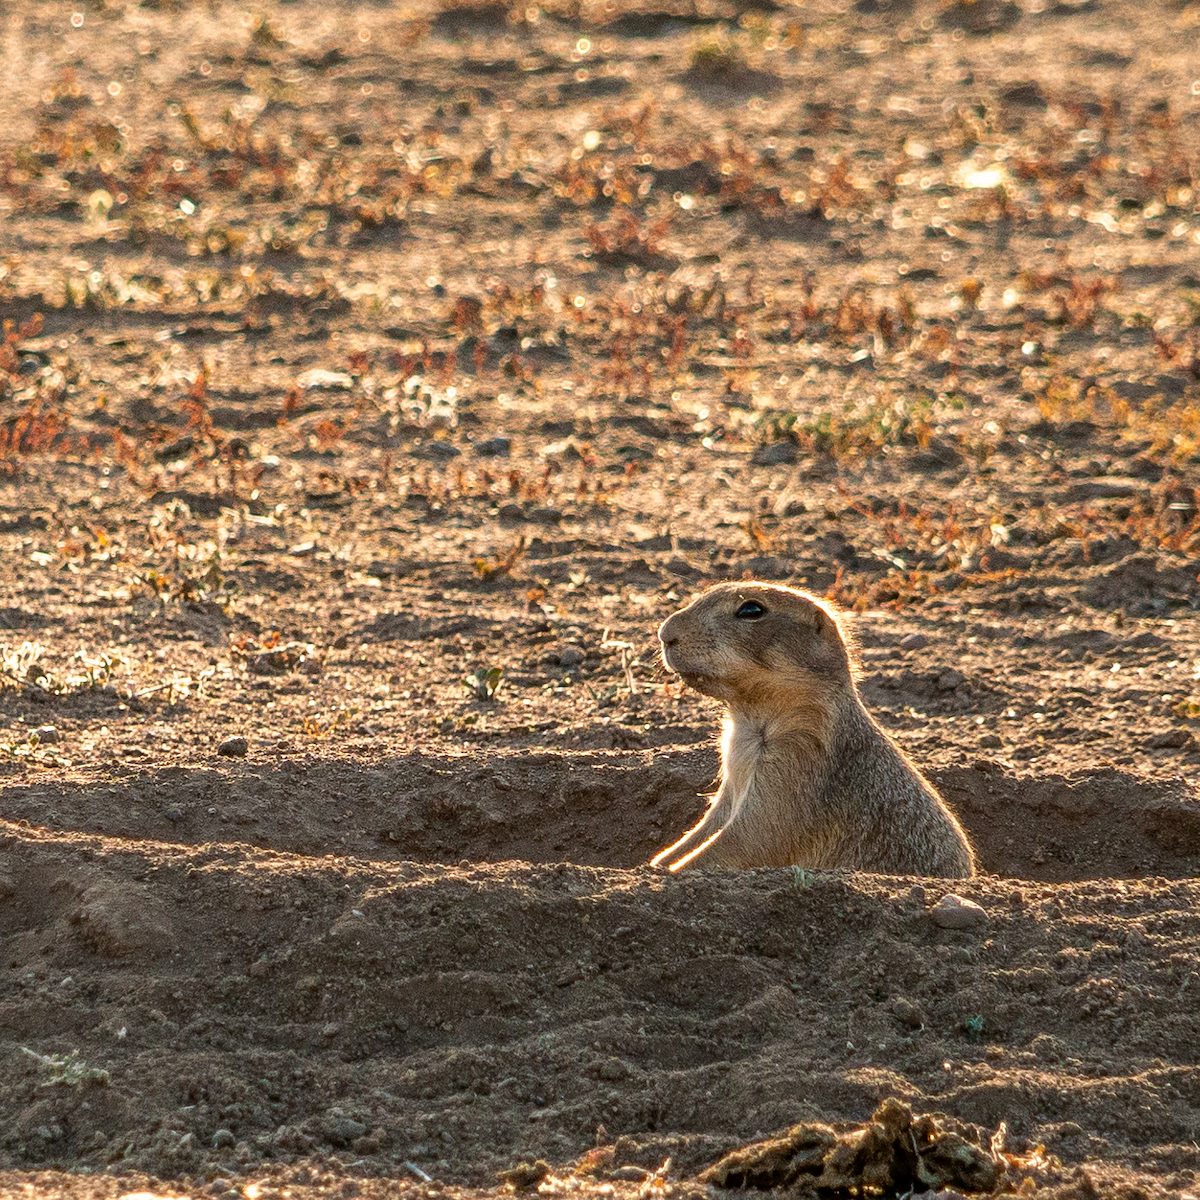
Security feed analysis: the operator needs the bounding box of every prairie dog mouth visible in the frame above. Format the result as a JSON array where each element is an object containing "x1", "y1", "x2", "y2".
[
  {"x1": 661, "y1": 650, "x2": 722, "y2": 693},
  {"x1": 660, "y1": 644, "x2": 697, "y2": 676}
]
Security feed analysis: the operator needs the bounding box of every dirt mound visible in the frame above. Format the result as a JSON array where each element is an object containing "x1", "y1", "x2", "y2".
[{"x1": 2, "y1": 824, "x2": 1199, "y2": 1198}]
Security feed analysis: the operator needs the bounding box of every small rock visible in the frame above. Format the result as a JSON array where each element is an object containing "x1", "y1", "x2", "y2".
[
  {"x1": 475, "y1": 435, "x2": 512, "y2": 457},
  {"x1": 936, "y1": 668, "x2": 965, "y2": 692},
  {"x1": 32, "y1": 724, "x2": 59, "y2": 744},
  {"x1": 890, "y1": 997, "x2": 925, "y2": 1030},
  {"x1": 899, "y1": 633, "x2": 928, "y2": 651},
  {"x1": 422, "y1": 440, "x2": 461, "y2": 460},
  {"x1": 978, "y1": 733, "x2": 1003, "y2": 749},
  {"x1": 930, "y1": 894, "x2": 988, "y2": 931},
  {"x1": 596, "y1": 1057, "x2": 629, "y2": 1081},
  {"x1": 211, "y1": 1129, "x2": 236, "y2": 1149},
  {"x1": 1146, "y1": 730, "x2": 1193, "y2": 750},
  {"x1": 324, "y1": 1115, "x2": 367, "y2": 1145},
  {"x1": 297, "y1": 368, "x2": 354, "y2": 391},
  {"x1": 217, "y1": 736, "x2": 248, "y2": 758},
  {"x1": 751, "y1": 441, "x2": 798, "y2": 467},
  {"x1": 555, "y1": 645, "x2": 585, "y2": 668},
  {"x1": 500, "y1": 1160, "x2": 552, "y2": 1191}
]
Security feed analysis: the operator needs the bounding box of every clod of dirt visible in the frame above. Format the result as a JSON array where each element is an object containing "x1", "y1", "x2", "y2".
[
  {"x1": 67, "y1": 879, "x2": 173, "y2": 958},
  {"x1": 699, "y1": 1098, "x2": 1001, "y2": 1197},
  {"x1": 32, "y1": 725, "x2": 58, "y2": 744},
  {"x1": 751, "y1": 441, "x2": 798, "y2": 466},
  {"x1": 930, "y1": 894, "x2": 989, "y2": 931},
  {"x1": 500, "y1": 1159, "x2": 553, "y2": 1190},
  {"x1": 217, "y1": 735, "x2": 249, "y2": 758},
  {"x1": 1145, "y1": 730, "x2": 1194, "y2": 751},
  {"x1": 891, "y1": 996, "x2": 926, "y2": 1029}
]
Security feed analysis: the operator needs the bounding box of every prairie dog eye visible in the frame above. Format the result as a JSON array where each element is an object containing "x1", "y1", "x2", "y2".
[{"x1": 734, "y1": 600, "x2": 766, "y2": 620}]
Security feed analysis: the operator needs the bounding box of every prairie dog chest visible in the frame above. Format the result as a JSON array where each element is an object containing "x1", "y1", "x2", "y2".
[{"x1": 719, "y1": 715, "x2": 772, "y2": 815}]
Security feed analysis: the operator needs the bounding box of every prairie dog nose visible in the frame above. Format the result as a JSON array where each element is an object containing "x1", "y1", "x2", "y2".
[{"x1": 658, "y1": 615, "x2": 681, "y2": 648}]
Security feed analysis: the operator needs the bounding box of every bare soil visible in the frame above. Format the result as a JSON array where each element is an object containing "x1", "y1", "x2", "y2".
[{"x1": 1, "y1": 0, "x2": 1199, "y2": 1197}]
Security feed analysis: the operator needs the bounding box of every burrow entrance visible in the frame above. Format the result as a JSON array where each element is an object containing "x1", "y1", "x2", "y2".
[{"x1": 3, "y1": 751, "x2": 1197, "y2": 882}]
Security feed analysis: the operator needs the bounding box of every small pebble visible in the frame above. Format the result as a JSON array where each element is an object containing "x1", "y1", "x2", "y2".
[
  {"x1": 475, "y1": 436, "x2": 512, "y2": 457},
  {"x1": 297, "y1": 368, "x2": 353, "y2": 391},
  {"x1": 211, "y1": 1129, "x2": 236, "y2": 1149},
  {"x1": 596, "y1": 1057, "x2": 629, "y2": 1081},
  {"x1": 555, "y1": 645, "x2": 585, "y2": 668},
  {"x1": 217, "y1": 735, "x2": 248, "y2": 758},
  {"x1": 33, "y1": 724, "x2": 59, "y2": 744},
  {"x1": 930, "y1": 893, "x2": 988, "y2": 931},
  {"x1": 324, "y1": 1115, "x2": 367, "y2": 1144},
  {"x1": 899, "y1": 633, "x2": 928, "y2": 651},
  {"x1": 890, "y1": 997, "x2": 925, "y2": 1030},
  {"x1": 936, "y1": 668, "x2": 965, "y2": 692}
]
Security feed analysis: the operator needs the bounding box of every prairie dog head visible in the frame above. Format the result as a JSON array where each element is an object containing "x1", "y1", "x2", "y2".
[{"x1": 658, "y1": 582, "x2": 853, "y2": 712}]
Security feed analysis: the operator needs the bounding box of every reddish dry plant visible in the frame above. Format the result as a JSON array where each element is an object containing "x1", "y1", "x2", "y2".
[
  {"x1": 1018, "y1": 270, "x2": 1116, "y2": 328},
  {"x1": 1153, "y1": 329, "x2": 1200, "y2": 381},
  {"x1": 0, "y1": 313, "x2": 83, "y2": 471},
  {"x1": 781, "y1": 279, "x2": 917, "y2": 350},
  {"x1": 585, "y1": 207, "x2": 674, "y2": 267}
]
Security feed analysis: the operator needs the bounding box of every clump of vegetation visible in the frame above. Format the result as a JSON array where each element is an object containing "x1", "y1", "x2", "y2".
[
  {"x1": 20, "y1": 1047, "x2": 110, "y2": 1089},
  {"x1": 0, "y1": 642, "x2": 122, "y2": 697},
  {"x1": 687, "y1": 31, "x2": 751, "y2": 80},
  {"x1": 754, "y1": 393, "x2": 937, "y2": 460},
  {"x1": 464, "y1": 666, "x2": 505, "y2": 701}
]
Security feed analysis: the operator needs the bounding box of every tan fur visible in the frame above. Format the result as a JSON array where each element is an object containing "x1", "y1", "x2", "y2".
[{"x1": 652, "y1": 582, "x2": 976, "y2": 878}]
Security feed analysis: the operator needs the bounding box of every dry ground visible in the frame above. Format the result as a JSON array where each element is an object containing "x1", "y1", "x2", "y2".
[{"x1": 1, "y1": 0, "x2": 1199, "y2": 1197}]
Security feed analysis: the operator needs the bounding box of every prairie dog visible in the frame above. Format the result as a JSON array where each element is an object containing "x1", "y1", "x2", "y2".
[{"x1": 653, "y1": 582, "x2": 975, "y2": 878}]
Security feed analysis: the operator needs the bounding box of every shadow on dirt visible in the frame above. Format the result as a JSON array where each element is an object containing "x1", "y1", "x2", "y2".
[{"x1": 1, "y1": 750, "x2": 1197, "y2": 882}]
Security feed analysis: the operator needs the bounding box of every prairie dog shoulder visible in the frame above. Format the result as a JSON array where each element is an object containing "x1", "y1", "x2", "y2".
[{"x1": 652, "y1": 582, "x2": 975, "y2": 879}]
